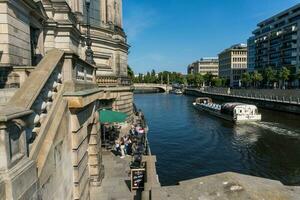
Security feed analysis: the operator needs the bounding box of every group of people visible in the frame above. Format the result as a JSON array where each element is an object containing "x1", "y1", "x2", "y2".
[
  {"x1": 114, "y1": 124, "x2": 146, "y2": 160},
  {"x1": 115, "y1": 135, "x2": 133, "y2": 158}
]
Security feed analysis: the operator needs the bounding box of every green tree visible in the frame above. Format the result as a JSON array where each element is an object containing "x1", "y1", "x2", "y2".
[
  {"x1": 279, "y1": 67, "x2": 290, "y2": 88},
  {"x1": 186, "y1": 74, "x2": 195, "y2": 86},
  {"x1": 203, "y1": 72, "x2": 214, "y2": 86},
  {"x1": 251, "y1": 71, "x2": 263, "y2": 88},
  {"x1": 263, "y1": 67, "x2": 276, "y2": 88},
  {"x1": 150, "y1": 69, "x2": 156, "y2": 83},
  {"x1": 212, "y1": 77, "x2": 223, "y2": 87},
  {"x1": 241, "y1": 72, "x2": 252, "y2": 88},
  {"x1": 194, "y1": 73, "x2": 204, "y2": 87},
  {"x1": 182, "y1": 76, "x2": 188, "y2": 86},
  {"x1": 144, "y1": 72, "x2": 151, "y2": 83},
  {"x1": 138, "y1": 73, "x2": 143, "y2": 83},
  {"x1": 127, "y1": 65, "x2": 134, "y2": 81},
  {"x1": 297, "y1": 72, "x2": 300, "y2": 88}
]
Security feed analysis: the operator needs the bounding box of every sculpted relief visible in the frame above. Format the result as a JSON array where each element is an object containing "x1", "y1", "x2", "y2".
[
  {"x1": 115, "y1": 0, "x2": 121, "y2": 27},
  {"x1": 106, "y1": 0, "x2": 121, "y2": 27},
  {"x1": 107, "y1": 0, "x2": 114, "y2": 24}
]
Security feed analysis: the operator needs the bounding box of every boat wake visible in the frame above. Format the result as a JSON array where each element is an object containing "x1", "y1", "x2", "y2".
[{"x1": 251, "y1": 122, "x2": 300, "y2": 138}]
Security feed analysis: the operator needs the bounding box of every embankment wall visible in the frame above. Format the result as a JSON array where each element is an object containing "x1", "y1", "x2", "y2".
[{"x1": 185, "y1": 88, "x2": 300, "y2": 114}]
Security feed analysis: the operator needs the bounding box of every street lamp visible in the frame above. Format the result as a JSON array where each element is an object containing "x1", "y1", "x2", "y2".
[{"x1": 85, "y1": 0, "x2": 95, "y2": 65}]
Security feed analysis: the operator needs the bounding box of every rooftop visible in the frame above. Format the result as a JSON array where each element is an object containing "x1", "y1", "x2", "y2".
[{"x1": 257, "y1": 3, "x2": 300, "y2": 27}]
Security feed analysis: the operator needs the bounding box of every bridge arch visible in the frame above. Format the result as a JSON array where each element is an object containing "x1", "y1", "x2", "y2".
[{"x1": 133, "y1": 83, "x2": 171, "y2": 93}]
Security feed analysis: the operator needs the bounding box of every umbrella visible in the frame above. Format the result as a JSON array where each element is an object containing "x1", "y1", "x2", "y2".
[{"x1": 99, "y1": 109, "x2": 128, "y2": 123}]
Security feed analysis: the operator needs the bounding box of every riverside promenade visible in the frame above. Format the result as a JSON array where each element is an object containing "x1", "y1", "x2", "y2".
[{"x1": 184, "y1": 87, "x2": 300, "y2": 114}]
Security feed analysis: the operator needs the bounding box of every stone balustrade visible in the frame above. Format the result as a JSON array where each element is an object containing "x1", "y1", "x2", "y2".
[
  {"x1": 96, "y1": 76, "x2": 118, "y2": 86},
  {"x1": 7, "y1": 50, "x2": 65, "y2": 142},
  {"x1": 0, "y1": 48, "x2": 103, "y2": 199}
]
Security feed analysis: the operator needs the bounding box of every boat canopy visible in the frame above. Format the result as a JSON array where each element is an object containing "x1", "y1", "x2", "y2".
[
  {"x1": 195, "y1": 97, "x2": 212, "y2": 104},
  {"x1": 221, "y1": 103, "x2": 259, "y2": 116},
  {"x1": 221, "y1": 103, "x2": 245, "y2": 116}
]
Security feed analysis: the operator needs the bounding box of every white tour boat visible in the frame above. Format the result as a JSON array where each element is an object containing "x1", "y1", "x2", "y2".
[
  {"x1": 192, "y1": 97, "x2": 262, "y2": 123},
  {"x1": 170, "y1": 89, "x2": 183, "y2": 95}
]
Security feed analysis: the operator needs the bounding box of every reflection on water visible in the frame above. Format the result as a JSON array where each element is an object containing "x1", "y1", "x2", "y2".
[{"x1": 134, "y1": 93, "x2": 300, "y2": 186}]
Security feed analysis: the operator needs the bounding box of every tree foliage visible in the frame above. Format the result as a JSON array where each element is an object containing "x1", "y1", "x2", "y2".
[
  {"x1": 127, "y1": 65, "x2": 134, "y2": 80},
  {"x1": 241, "y1": 72, "x2": 251, "y2": 87}
]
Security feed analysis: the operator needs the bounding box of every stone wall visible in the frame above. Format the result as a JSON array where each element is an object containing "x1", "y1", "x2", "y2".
[
  {"x1": 38, "y1": 106, "x2": 73, "y2": 200},
  {"x1": 185, "y1": 88, "x2": 300, "y2": 114},
  {"x1": 70, "y1": 103, "x2": 96, "y2": 200},
  {"x1": 0, "y1": 0, "x2": 32, "y2": 66},
  {"x1": 0, "y1": 88, "x2": 17, "y2": 105},
  {"x1": 204, "y1": 87, "x2": 300, "y2": 102},
  {"x1": 0, "y1": 177, "x2": 5, "y2": 199},
  {"x1": 112, "y1": 90, "x2": 134, "y2": 117}
]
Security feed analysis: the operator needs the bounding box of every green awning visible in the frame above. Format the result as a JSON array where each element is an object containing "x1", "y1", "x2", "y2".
[{"x1": 98, "y1": 109, "x2": 128, "y2": 123}]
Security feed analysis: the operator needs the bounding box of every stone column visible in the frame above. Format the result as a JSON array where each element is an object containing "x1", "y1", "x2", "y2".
[
  {"x1": 100, "y1": 0, "x2": 107, "y2": 24},
  {"x1": 106, "y1": 0, "x2": 115, "y2": 25},
  {"x1": 62, "y1": 53, "x2": 76, "y2": 82},
  {"x1": 115, "y1": 0, "x2": 122, "y2": 27},
  {"x1": 0, "y1": 123, "x2": 11, "y2": 171}
]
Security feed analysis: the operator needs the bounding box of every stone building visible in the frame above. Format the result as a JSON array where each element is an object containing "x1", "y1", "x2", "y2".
[
  {"x1": 0, "y1": 0, "x2": 128, "y2": 88},
  {"x1": 187, "y1": 57, "x2": 219, "y2": 76},
  {"x1": 0, "y1": 0, "x2": 134, "y2": 199},
  {"x1": 218, "y1": 44, "x2": 248, "y2": 87}
]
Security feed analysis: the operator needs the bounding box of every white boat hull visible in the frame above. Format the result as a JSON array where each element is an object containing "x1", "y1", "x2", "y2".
[{"x1": 193, "y1": 103, "x2": 261, "y2": 123}]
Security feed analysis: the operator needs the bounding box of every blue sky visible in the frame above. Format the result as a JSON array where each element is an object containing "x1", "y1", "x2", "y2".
[{"x1": 123, "y1": 0, "x2": 299, "y2": 74}]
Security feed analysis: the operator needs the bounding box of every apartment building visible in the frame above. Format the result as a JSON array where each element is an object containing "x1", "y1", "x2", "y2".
[
  {"x1": 218, "y1": 44, "x2": 248, "y2": 87},
  {"x1": 247, "y1": 36, "x2": 256, "y2": 72},
  {"x1": 253, "y1": 3, "x2": 300, "y2": 75},
  {"x1": 187, "y1": 57, "x2": 219, "y2": 76}
]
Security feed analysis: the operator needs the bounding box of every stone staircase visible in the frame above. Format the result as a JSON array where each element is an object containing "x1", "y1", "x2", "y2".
[{"x1": 91, "y1": 151, "x2": 137, "y2": 200}]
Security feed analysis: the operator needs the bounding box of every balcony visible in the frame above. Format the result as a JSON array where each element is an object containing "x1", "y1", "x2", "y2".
[{"x1": 96, "y1": 76, "x2": 132, "y2": 87}]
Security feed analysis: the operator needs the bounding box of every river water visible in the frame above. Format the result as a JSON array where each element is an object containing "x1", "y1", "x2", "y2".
[{"x1": 134, "y1": 93, "x2": 300, "y2": 186}]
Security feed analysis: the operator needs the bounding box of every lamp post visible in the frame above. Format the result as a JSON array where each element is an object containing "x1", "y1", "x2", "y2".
[{"x1": 85, "y1": 0, "x2": 95, "y2": 65}]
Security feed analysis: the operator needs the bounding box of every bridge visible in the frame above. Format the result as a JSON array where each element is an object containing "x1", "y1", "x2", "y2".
[{"x1": 133, "y1": 83, "x2": 172, "y2": 93}]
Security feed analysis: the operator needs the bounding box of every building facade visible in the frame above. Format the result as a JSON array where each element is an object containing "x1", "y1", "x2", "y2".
[
  {"x1": 0, "y1": 0, "x2": 129, "y2": 88},
  {"x1": 247, "y1": 36, "x2": 256, "y2": 72},
  {"x1": 218, "y1": 44, "x2": 248, "y2": 87},
  {"x1": 252, "y1": 3, "x2": 300, "y2": 76},
  {"x1": 0, "y1": 1, "x2": 134, "y2": 200},
  {"x1": 187, "y1": 57, "x2": 219, "y2": 76}
]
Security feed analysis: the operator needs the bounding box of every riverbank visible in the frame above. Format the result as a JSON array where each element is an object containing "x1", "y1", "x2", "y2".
[
  {"x1": 133, "y1": 93, "x2": 300, "y2": 199},
  {"x1": 184, "y1": 88, "x2": 300, "y2": 114}
]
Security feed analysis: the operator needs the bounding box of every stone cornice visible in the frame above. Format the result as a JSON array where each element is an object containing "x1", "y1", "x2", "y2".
[
  {"x1": 1, "y1": 0, "x2": 47, "y2": 22},
  {"x1": 0, "y1": 107, "x2": 33, "y2": 122},
  {"x1": 43, "y1": 0, "x2": 78, "y2": 26},
  {"x1": 44, "y1": 20, "x2": 83, "y2": 42},
  {"x1": 81, "y1": 25, "x2": 130, "y2": 50},
  {"x1": 64, "y1": 88, "x2": 104, "y2": 109}
]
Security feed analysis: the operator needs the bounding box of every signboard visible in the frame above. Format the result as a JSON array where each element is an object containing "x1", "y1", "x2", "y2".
[{"x1": 131, "y1": 168, "x2": 145, "y2": 190}]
